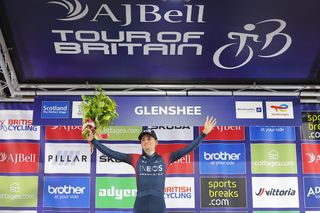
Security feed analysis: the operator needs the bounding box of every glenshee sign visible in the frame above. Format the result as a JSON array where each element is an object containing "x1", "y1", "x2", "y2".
[{"x1": 1, "y1": 0, "x2": 320, "y2": 83}]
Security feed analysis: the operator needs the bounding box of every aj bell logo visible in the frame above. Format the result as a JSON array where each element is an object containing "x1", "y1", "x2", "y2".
[
  {"x1": 47, "y1": 0, "x2": 88, "y2": 21},
  {"x1": 306, "y1": 153, "x2": 320, "y2": 163}
]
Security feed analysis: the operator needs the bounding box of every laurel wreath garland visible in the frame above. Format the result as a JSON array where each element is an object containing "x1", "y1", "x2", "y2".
[{"x1": 81, "y1": 88, "x2": 119, "y2": 141}]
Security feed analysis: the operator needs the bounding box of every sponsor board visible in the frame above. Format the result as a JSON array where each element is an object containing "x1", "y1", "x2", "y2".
[
  {"x1": 43, "y1": 211, "x2": 89, "y2": 213},
  {"x1": 199, "y1": 126, "x2": 245, "y2": 141},
  {"x1": 96, "y1": 212, "x2": 133, "y2": 213},
  {"x1": 301, "y1": 112, "x2": 320, "y2": 140},
  {"x1": 235, "y1": 101, "x2": 263, "y2": 119},
  {"x1": 304, "y1": 177, "x2": 320, "y2": 208},
  {"x1": 253, "y1": 212, "x2": 299, "y2": 213},
  {"x1": 202, "y1": 212, "x2": 247, "y2": 213},
  {"x1": 156, "y1": 144, "x2": 194, "y2": 174},
  {"x1": 0, "y1": 176, "x2": 38, "y2": 207},
  {"x1": 249, "y1": 126, "x2": 296, "y2": 141},
  {"x1": 41, "y1": 101, "x2": 70, "y2": 119},
  {"x1": 0, "y1": 142, "x2": 39, "y2": 173},
  {"x1": 44, "y1": 143, "x2": 91, "y2": 174},
  {"x1": 251, "y1": 144, "x2": 297, "y2": 174},
  {"x1": 164, "y1": 177, "x2": 195, "y2": 208},
  {"x1": 0, "y1": 110, "x2": 40, "y2": 140},
  {"x1": 71, "y1": 101, "x2": 82, "y2": 119},
  {"x1": 147, "y1": 126, "x2": 193, "y2": 140},
  {"x1": 199, "y1": 143, "x2": 246, "y2": 174},
  {"x1": 252, "y1": 177, "x2": 299, "y2": 208},
  {"x1": 200, "y1": 177, "x2": 246, "y2": 208},
  {"x1": 43, "y1": 176, "x2": 90, "y2": 208},
  {"x1": 96, "y1": 144, "x2": 141, "y2": 174},
  {"x1": 0, "y1": 211, "x2": 37, "y2": 213},
  {"x1": 96, "y1": 177, "x2": 137, "y2": 208},
  {"x1": 46, "y1": 125, "x2": 141, "y2": 140},
  {"x1": 302, "y1": 143, "x2": 320, "y2": 174},
  {"x1": 266, "y1": 102, "x2": 294, "y2": 119}
]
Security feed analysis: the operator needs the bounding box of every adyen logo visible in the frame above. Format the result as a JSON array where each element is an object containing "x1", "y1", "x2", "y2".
[
  {"x1": 302, "y1": 144, "x2": 320, "y2": 174},
  {"x1": 45, "y1": 143, "x2": 91, "y2": 174},
  {"x1": 41, "y1": 101, "x2": 70, "y2": 119},
  {"x1": 251, "y1": 144, "x2": 297, "y2": 174},
  {"x1": 0, "y1": 143, "x2": 39, "y2": 173},
  {"x1": 200, "y1": 144, "x2": 245, "y2": 174},
  {"x1": 0, "y1": 176, "x2": 38, "y2": 207},
  {"x1": 43, "y1": 176, "x2": 90, "y2": 208},
  {"x1": 266, "y1": 101, "x2": 294, "y2": 119},
  {"x1": 47, "y1": 0, "x2": 88, "y2": 21},
  {"x1": 96, "y1": 177, "x2": 137, "y2": 208},
  {"x1": 200, "y1": 177, "x2": 247, "y2": 208},
  {"x1": 304, "y1": 177, "x2": 320, "y2": 207},
  {"x1": 164, "y1": 177, "x2": 195, "y2": 208},
  {"x1": 252, "y1": 177, "x2": 299, "y2": 208}
]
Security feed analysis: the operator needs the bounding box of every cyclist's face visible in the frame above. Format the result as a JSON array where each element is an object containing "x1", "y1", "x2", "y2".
[{"x1": 141, "y1": 135, "x2": 158, "y2": 152}]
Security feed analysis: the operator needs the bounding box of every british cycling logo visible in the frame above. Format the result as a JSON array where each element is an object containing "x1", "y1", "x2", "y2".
[
  {"x1": 47, "y1": 0, "x2": 88, "y2": 21},
  {"x1": 213, "y1": 19, "x2": 292, "y2": 69}
]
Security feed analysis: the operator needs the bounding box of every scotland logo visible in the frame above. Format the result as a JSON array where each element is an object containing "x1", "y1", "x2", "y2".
[{"x1": 47, "y1": 0, "x2": 88, "y2": 21}]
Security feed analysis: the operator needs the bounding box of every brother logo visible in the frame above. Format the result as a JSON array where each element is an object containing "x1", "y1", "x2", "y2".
[
  {"x1": 204, "y1": 152, "x2": 241, "y2": 161},
  {"x1": 48, "y1": 185, "x2": 86, "y2": 194}
]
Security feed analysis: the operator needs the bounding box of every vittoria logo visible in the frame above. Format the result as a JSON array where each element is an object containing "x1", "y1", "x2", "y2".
[{"x1": 255, "y1": 188, "x2": 296, "y2": 196}]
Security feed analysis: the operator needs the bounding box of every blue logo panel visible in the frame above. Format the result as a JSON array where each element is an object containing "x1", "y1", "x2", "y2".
[
  {"x1": 250, "y1": 126, "x2": 295, "y2": 141},
  {"x1": 43, "y1": 176, "x2": 90, "y2": 208},
  {"x1": 304, "y1": 177, "x2": 320, "y2": 207},
  {"x1": 199, "y1": 143, "x2": 246, "y2": 174},
  {"x1": 41, "y1": 101, "x2": 70, "y2": 119}
]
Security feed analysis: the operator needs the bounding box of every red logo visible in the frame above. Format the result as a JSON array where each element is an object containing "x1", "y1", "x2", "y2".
[
  {"x1": 46, "y1": 126, "x2": 83, "y2": 140},
  {"x1": 302, "y1": 143, "x2": 320, "y2": 174},
  {"x1": 0, "y1": 143, "x2": 39, "y2": 173},
  {"x1": 199, "y1": 126, "x2": 245, "y2": 141},
  {"x1": 156, "y1": 144, "x2": 194, "y2": 174}
]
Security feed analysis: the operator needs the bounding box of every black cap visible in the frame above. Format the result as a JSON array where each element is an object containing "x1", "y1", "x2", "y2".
[{"x1": 138, "y1": 130, "x2": 158, "y2": 140}]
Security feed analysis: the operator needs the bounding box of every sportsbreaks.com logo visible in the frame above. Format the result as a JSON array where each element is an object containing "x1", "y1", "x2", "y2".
[{"x1": 200, "y1": 177, "x2": 246, "y2": 208}]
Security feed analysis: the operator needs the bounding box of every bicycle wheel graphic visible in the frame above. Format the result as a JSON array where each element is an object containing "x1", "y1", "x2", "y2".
[{"x1": 213, "y1": 43, "x2": 254, "y2": 69}]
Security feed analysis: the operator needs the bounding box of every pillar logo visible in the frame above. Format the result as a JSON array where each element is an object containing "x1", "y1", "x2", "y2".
[
  {"x1": 45, "y1": 143, "x2": 91, "y2": 174},
  {"x1": 200, "y1": 144, "x2": 246, "y2": 174},
  {"x1": 252, "y1": 177, "x2": 299, "y2": 208},
  {"x1": 200, "y1": 177, "x2": 247, "y2": 208},
  {"x1": 96, "y1": 144, "x2": 141, "y2": 174},
  {"x1": 43, "y1": 176, "x2": 90, "y2": 208},
  {"x1": 96, "y1": 177, "x2": 137, "y2": 208},
  {"x1": 0, "y1": 176, "x2": 38, "y2": 207},
  {"x1": 302, "y1": 144, "x2": 320, "y2": 174},
  {"x1": 304, "y1": 177, "x2": 320, "y2": 207},
  {"x1": 251, "y1": 144, "x2": 297, "y2": 174}
]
